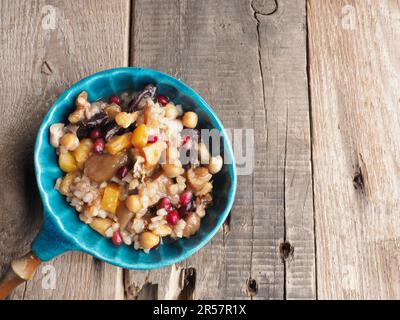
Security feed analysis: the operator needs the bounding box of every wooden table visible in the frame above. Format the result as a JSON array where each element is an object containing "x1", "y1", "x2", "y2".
[{"x1": 1, "y1": 0, "x2": 399, "y2": 300}]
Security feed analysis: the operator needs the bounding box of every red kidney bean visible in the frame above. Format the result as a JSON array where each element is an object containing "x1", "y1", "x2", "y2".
[
  {"x1": 116, "y1": 165, "x2": 129, "y2": 179},
  {"x1": 157, "y1": 95, "x2": 169, "y2": 106}
]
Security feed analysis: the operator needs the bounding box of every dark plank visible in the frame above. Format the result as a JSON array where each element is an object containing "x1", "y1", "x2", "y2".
[{"x1": 126, "y1": 0, "x2": 314, "y2": 299}]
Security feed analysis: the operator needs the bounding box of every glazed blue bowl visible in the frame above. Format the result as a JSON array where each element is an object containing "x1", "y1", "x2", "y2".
[{"x1": 33, "y1": 67, "x2": 237, "y2": 269}]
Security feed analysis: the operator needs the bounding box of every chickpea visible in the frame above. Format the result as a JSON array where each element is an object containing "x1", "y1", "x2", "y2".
[
  {"x1": 208, "y1": 155, "x2": 223, "y2": 174},
  {"x1": 164, "y1": 103, "x2": 179, "y2": 119},
  {"x1": 126, "y1": 194, "x2": 142, "y2": 213},
  {"x1": 182, "y1": 111, "x2": 198, "y2": 128},
  {"x1": 162, "y1": 162, "x2": 184, "y2": 178},
  {"x1": 60, "y1": 133, "x2": 80, "y2": 151},
  {"x1": 139, "y1": 232, "x2": 160, "y2": 249}
]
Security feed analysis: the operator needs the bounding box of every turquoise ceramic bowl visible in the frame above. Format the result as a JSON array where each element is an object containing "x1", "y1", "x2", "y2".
[{"x1": 33, "y1": 67, "x2": 237, "y2": 269}]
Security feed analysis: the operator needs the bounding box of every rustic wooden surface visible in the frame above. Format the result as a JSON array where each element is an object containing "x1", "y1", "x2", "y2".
[
  {"x1": 0, "y1": 0, "x2": 129, "y2": 299},
  {"x1": 0, "y1": 0, "x2": 398, "y2": 300},
  {"x1": 124, "y1": 0, "x2": 314, "y2": 300},
  {"x1": 308, "y1": 0, "x2": 400, "y2": 299}
]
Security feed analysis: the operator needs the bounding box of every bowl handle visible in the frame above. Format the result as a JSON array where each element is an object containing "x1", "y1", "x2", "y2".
[
  {"x1": 0, "y1": 251, "x2": 41, "y2": 300},
  {"x1": 0, "y1": 213, "x2": 76, "y2": 299},
  {"x1": 31, "y1": 213, "x2": 77, "y2": 261}
]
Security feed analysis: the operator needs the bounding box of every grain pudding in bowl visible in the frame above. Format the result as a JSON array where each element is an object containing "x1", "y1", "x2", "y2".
[{"x1": 49, "y1": 85, "x2": 224, "y2": 253}]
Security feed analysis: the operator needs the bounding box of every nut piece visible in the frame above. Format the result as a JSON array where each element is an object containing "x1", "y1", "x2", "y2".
[
  {"x1": 50, "y1": 123, "x2": 65, "y2": 148},
  {"x1": 182, "y1": 212, "x2": 201, "y2": 237},
  {"x1": 68, "y1": 91, "x2": 91, "y2": 123},
  {"x1": 208, "y1": 155, "x2": 223, "y2": 174},
  {"x1": 139, "y1": 232, "x2": 160, "y2": 249},
  {"x1": 182, "y1": 111, "x2": 198, "y2": 128},
  {"x1": 68, "y1": 108, "x2": 85, "y2": 124},
  {"x1": 58, "y1": 172, "x2": 79, "y2": 195},
  {"x1": 104, "y1": 103, "x2": 121, "y2": 120},
  {"x1": 60, "y1": 133, "x2": 80, "y2": 151},
  {"x1": 187, "y1": 167, "x2": 212, "y2": 191},
  {"x1": 76, "y1": 91, "x2": 91, "y2": 110},
  {"x1": 162, "y1": 162, "x2": 184, "y2": 178},
  {"x1": 195, "y1": 181, "x2": 213, "y2": 197}
]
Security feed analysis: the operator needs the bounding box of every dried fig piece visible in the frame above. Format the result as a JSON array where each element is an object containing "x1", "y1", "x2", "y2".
[{"x1": 84, "y1": 152, "x2": 129, "y2": 183}]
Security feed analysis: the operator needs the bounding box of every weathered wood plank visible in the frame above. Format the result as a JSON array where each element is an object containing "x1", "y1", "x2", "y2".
[
  {"x1": 0, "y1": 0, "x2": 129, "y2": 299},
  {"x1": 308, "y1": 0, "x2": 400, "y2": 299},
  {"x1": 255, "y1": 0, "x2": 315, "y2": 300},
  {"x1": 127, "y1": 0, "x2": 314, "y2": 299}
]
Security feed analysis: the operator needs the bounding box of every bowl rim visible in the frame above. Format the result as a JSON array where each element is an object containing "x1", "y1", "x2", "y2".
[{"x1": 34, "y1": 67, "x2": 237, "y2": 269}]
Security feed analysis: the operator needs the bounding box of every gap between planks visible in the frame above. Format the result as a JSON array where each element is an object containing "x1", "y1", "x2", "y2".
[{"x1": 305, "y1": 0, "x2": 318, "y2": 301}]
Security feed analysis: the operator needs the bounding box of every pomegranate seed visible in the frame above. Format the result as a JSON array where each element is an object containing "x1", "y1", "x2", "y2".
[
  {"x1": 182, "y1": 135, "x2": 191, "y2": 145},
  {"x1": 158, "y1": 197, "x2": 172, "y2": 212},
  {"x1": 90, "y1": 128, "x2": 102, "y2": 140},
  {"x1": 116, "y1": 165, "x2": 129, "y2": 179},
  {"x1": 157, "y1": 95, "x2": 169, "y2": 106},
  {"x1": 167, "y1": 210, "x2": 180, "y2": 225},
  {"x1": 147, "y1": 135, "x2": 158, "y2": 144},
  {"x1": 179, "y1": 191, "x2": 193, "y2": 206},
  {"x1": 112, "y1": 230, "x2": 123, "y2": 246},
  {"x1": 109, "y1": 95, "x2": 122, "y2": 106},
  {"x1": 93, "y1": 138, "x2": 105, "y2": 153}
]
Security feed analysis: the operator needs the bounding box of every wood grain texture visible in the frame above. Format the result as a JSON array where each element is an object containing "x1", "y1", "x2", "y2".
[
  {"x1": 256, "y1": 0, "x2": 315, "y2": 300},
  {"x1": 0, "y1": 0, "x2": 129, "y2": 299},
  {"x1": 127, "y1": 0, "x2": 314, "y2": 299},
  {"x1": 308, "y1": 0, "x2": 400, "y2": 299}
]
